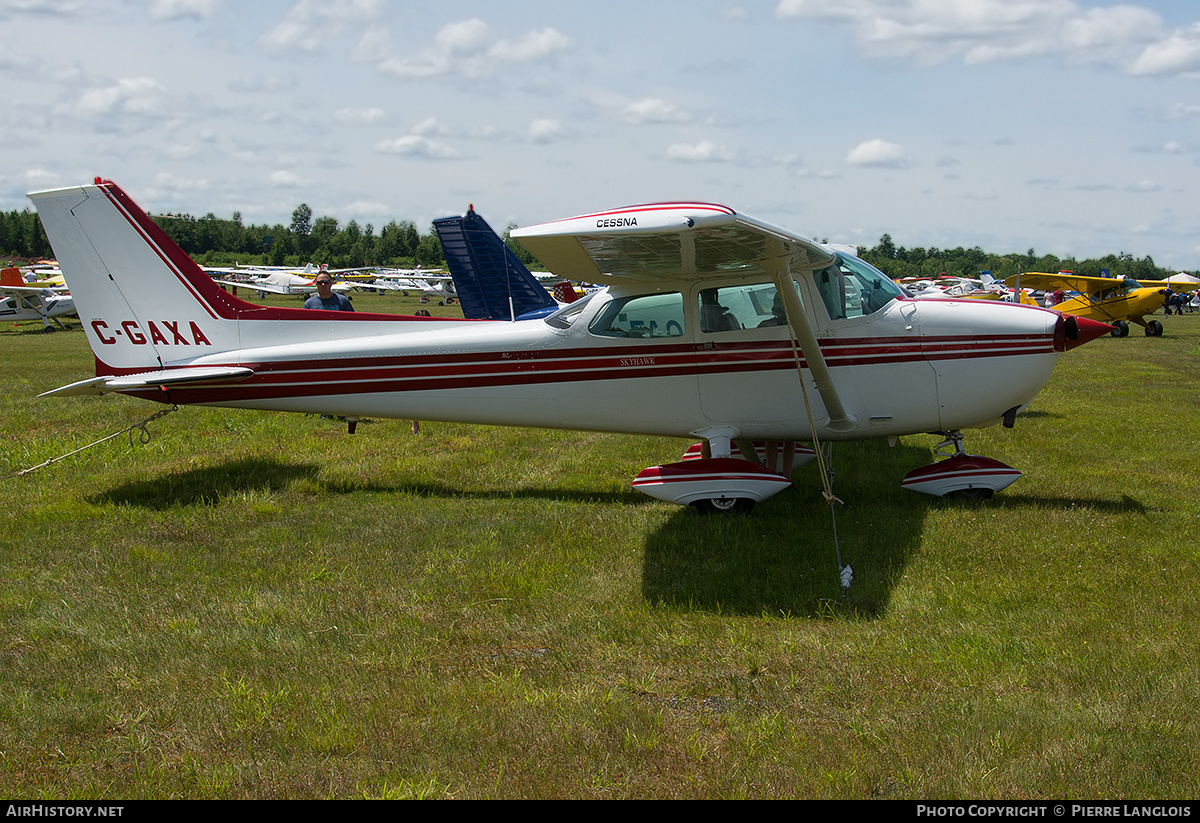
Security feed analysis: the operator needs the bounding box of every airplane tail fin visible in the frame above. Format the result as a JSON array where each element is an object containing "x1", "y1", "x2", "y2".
[
  {"x1": 1, "y1": 267, "x2": 25, "y2": 288},
  {"x1": 433, "y1": 208, "x2": 559, "y2": 321},
  {"x1": 28, "y1": 179, "x2": 251, "y2": 372}
]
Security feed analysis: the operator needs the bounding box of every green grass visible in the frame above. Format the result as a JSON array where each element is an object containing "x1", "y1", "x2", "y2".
[{"x1": 1, "y1": 306, "x2": 1198, "y2": 798}]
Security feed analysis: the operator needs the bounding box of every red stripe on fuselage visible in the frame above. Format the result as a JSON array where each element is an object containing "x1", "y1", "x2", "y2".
[{"x1": 114, "y1": 332, "x2": 1056, "y2": 404}]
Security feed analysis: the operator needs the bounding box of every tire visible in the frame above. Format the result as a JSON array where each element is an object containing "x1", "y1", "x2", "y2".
[
  {"x1": 1110, "y1": 320, "x2": 1129, "y2": 338},
  {"x1": 693, "y1": 497, "x2": 755, "y2": 515},
  {"x1": 1146, "y1": 320, "x2": 1164, "y2": 337},
  {"x1": 945, "y1": 487, "x2": 994, "y2": 501}
]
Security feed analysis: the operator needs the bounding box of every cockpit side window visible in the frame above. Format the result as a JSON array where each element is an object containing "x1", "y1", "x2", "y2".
[
  {"x1": 588, "y1": 292, "x2": 685, "y2": 338},
  {"x1": 813, "y1": 253, "x2": 904, "y2": 321}
]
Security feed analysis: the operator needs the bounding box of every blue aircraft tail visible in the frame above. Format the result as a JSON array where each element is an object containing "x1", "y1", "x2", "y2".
[{"x1": 434, "y1": 208, "x2": 559, "y2": 321}]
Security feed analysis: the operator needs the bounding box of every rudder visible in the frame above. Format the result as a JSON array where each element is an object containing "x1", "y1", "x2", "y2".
[
  {"x1": 434, "y1": 208, "x2": 558, "y2": 321},
  {"x1": 29, "y1": 181, "x2": 242, "y2": 371}
]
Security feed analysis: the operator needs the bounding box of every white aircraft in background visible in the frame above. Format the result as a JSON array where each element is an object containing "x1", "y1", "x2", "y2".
[
  {"x1": 1, "y1": 266, "x2": 76, "y2": 330},
  {"x1": 207, "y1": 263, "x2": 359, "y2": 296},
  {"x1": 369, "y1": 269, "x2": 458, "y2": 301},
  {"x1": 30, "y1": 180, "x2": 1111, "y2": 512},
  {"x1": 901, "y1": 272, "x2": 1009, "y2": 301}
]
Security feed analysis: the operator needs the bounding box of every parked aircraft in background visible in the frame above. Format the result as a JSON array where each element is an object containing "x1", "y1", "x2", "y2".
[
  {"x1": 901, "y1": 273, "x2": 1008, "y2": 301},
  {"x1": 208, "y1": 264, "x2": 356, "y2": 296},
  {"x1": 30, "y1": 180, "x2": 1111, "y2": 512},
  {"x1": 1003, "y1": 271, "x2": 1167, "y2": 337},
  {"x1": 1, "y1": 266, "x2": 76, "y2": 330},
  {"x1": 368, "y1": 269, "x2": 458, "y2": 302}
]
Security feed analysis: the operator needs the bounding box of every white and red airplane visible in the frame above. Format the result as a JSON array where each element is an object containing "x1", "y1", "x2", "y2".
[{"x1": 29, "y1": 179, "x2": 1111, "y2": 511}]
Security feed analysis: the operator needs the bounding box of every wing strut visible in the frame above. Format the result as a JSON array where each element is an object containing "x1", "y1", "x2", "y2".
[
  {"x1": 768, "y1": 245, "x2": 854, "y2": 594},
  {"x1": 766, "y1": 247, "x2": 856, "y2": 434}
]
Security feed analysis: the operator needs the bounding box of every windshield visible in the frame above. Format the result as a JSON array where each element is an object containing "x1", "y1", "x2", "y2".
[
  {"x1": 813, "y1": 253, "x2": 904, "y2": 321},
  {"x1": 543, "y1": 291, "x2": 599, "y2": 329}
]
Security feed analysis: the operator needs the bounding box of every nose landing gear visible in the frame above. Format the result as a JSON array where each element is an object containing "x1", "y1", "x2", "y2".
[{"x1": 901, "y1": 431, "x2": 1022, "y2": 499}]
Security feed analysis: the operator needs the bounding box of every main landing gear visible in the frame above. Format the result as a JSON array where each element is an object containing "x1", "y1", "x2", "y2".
[
  {"x1": 630, "y1": 428, "x2": 816, "y2": 514},
  {"x1": 1114, "y1": 319, "x2": 1164, "y2": 338},
  {"x1": 900, "y1": 431, "x2": 1022, "y2": 500}
]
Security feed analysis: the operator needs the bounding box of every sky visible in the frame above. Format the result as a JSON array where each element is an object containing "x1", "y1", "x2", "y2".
[{"x1": 3, "y1": 0, "x2": 1200, "y2": 270}]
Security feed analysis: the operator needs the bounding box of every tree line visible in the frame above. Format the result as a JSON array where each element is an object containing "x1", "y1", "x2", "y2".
[
  {"x1": 2, "y1": 203, "x2": 1186, "y2": 282},
  {"x1": 857, "y1": 233, "x2": 1177, "y2": 284}
]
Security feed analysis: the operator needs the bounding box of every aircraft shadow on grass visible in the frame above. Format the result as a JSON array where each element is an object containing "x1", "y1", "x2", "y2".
[
  {"x1": 88, "y1": 447, "x2": 1145, "y2": 617},
  {"x1": 88, "y1": 454, "x2": 641, "y2": 510},
  {"x1": 640, "y1": 438, "x2": 934, "y2": 617},
  {"x1": 638, "y1": 440, "x2": 1148, "y2": 617},
  {"x1": 89, "y1": 456, "x2": 322, "y2": 509}
]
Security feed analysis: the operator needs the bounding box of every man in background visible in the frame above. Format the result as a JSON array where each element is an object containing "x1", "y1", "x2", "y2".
[{"x1": 303, "y1": 267, "x2": 354, "y2": 311}]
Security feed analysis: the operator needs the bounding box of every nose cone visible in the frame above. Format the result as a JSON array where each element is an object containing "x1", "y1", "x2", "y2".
[{"x1": 1060, "y1": 314, "x2": 1113, "y2": 351}]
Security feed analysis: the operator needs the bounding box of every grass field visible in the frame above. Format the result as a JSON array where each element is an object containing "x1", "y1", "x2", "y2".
[{"x1": 2, "y1": 296, "x2": 1198, "y2": 799}]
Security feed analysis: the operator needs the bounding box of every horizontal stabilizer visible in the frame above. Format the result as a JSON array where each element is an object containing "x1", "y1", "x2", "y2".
[{"x1": 40, "y1": 366, "x2": 254, "y2": 397}]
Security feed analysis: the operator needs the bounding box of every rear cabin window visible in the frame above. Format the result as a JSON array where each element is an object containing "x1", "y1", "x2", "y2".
[
  {"x1": 698, "y1": 284, "x2": 785, "y2": 332},
  {"x1": 588, "y1": 292, "x2": 685, "y2": 338}
]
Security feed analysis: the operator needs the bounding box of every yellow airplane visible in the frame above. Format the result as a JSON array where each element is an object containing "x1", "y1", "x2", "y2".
[{"x1": 1003, "y1": 271, "x2": 1167, "y2": 337}]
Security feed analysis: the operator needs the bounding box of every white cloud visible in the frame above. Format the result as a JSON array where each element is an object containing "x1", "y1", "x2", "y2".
[
  {"x1": 334, "y1": 107, "x2": 385, "y2": 125},
  {"x1": 667, "y1": 140, "x2": 733, "y2": 162},
  {"x1": 266, "y1": 170, "x2": 305, "y2": 187},
  {"x1": 75, "y1": 77, "x2": 164, "y2": 116},
  {"x1": 259, "y1": 0, "x2": 384, "y2": 53},
  {"x1": 489, "y1": 27, "x2": 571, "y2": 62},
  {"x1": 1166, "y1": 103, "x2": 1200, "y2": 119},
  {"x1": 374, "y1": 134, "x2": 459, "y2": 159},
  {"x1": 1128, "y1": 24, "x2": 1200, "y2": 75},
  {"x1": 410, "y1": 117, "x2": 446, "y2": 137},
  {"x1": 152, "y1": 171, "x2": 210, "y2": 192},
  {"x1": 21, "y1": 168, "x2": 60, "y2": 185},
  {"x1": 528, "y1": 118, "x2": 563, "y2": 144},
  {"x1": 1127, "y1": 179, "x2": 1160, "y2": 193},
  {"x1": 775, "y1": 0, "x2": 1189, "y2": 75},
  {"x1": 0, "y1": 0, "x2": 80, "y2": 16},
  {"x1": 621, "y1": 98, "x2": 690, "y2": 125},
  {"x1": 343, "y1": 200, "x2": 390, "y2": 217},
  {"x1": 378, "y1": 18, "x2": 569, "y2": 79},
  {"x1": 845, "y1": 138, "x2": 907, "y2": 168},
  {"x1": 149, "y1": 0, "x2": 220, "y2": 21},
  {"x1": 435, "y1": 18, "x2": 489, "y2": 54}
]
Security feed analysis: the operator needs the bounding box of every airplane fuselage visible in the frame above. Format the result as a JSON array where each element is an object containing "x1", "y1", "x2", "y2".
[
  {"x1": 110, "y1": 282, "x2": 1065, "y2": 443},
  {"x1": 1054, "y1": 287, "x2": 1165, "y2": 326},
  {"x1": 31, "y1": 181, "x2": 1091, "y2": 451}
]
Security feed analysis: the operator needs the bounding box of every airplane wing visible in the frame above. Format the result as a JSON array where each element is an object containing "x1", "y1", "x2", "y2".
[
  {"x1": 212, "y1": 278, "x2": 298, "y2": 295},
  {"x1": 513, "y1": 202, "x2": 855, "y2": 432},
  {"x1": 1002, "y1": 272, "x2": 1123, "y2": 294},
  {"x1": 510, "y1": 203, "x2": 836, "y2": 285},
  {"x1": 1141, "y1": 278, "x2": 1200, "y2": 292},
  {"x1": 0, "y1": 284, "x2": 63, "y2": 296}
]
